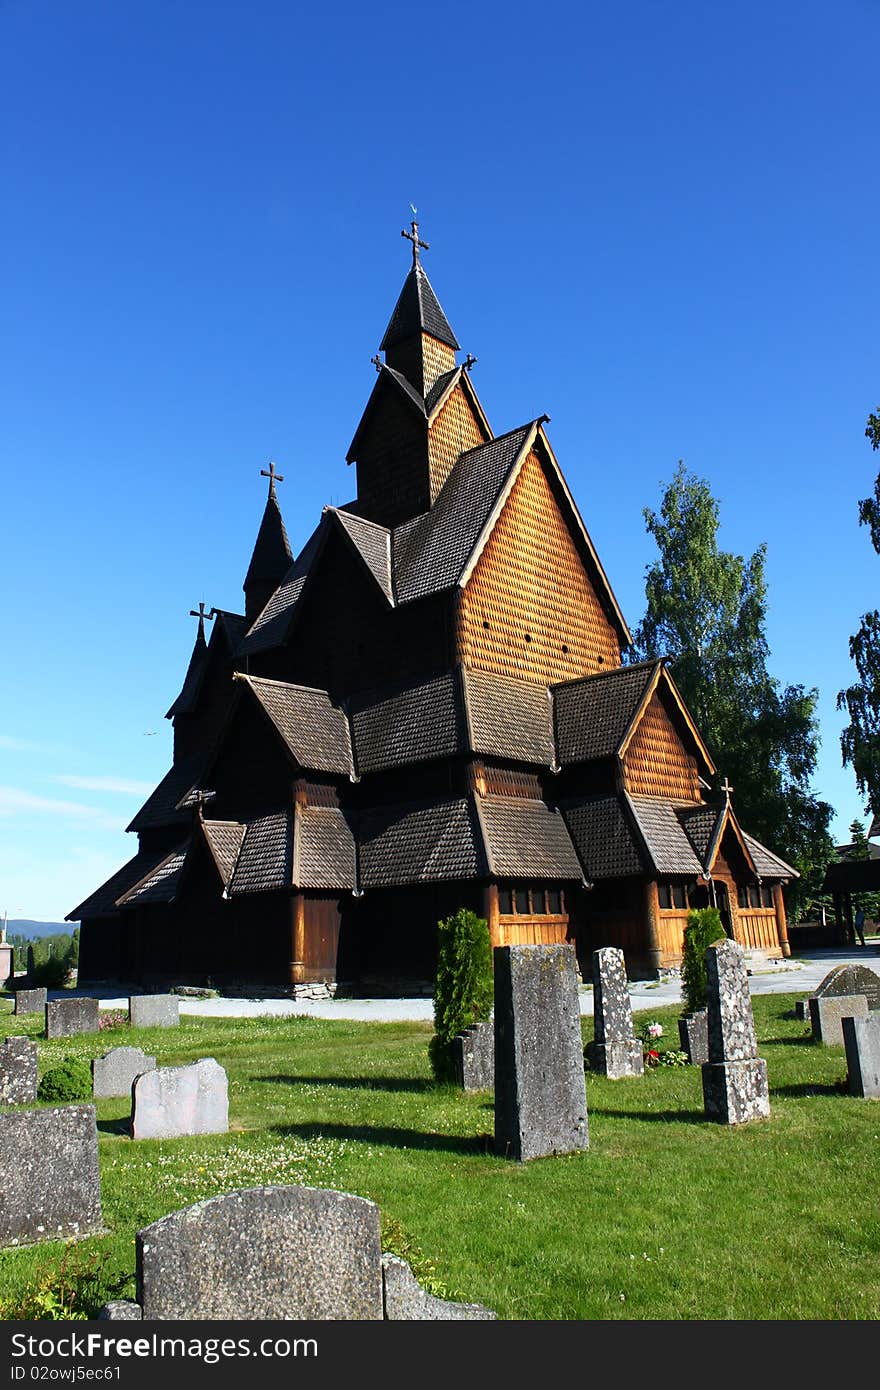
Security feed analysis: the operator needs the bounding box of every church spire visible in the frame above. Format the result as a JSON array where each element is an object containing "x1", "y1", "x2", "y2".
[
  {"x1": 165, "y1": 603, "x2": 212, "y2": 720},
  {"x1": 243, "y1": 462, "x2": 293, "y2": 623},
  {"x1": 378, "y1": 215, "x2": 459, "y2": 395}
]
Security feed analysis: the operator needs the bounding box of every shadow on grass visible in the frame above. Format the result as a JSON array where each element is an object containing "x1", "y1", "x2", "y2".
[
  {"x1": 271, "y1": 1120, "x2": 492, "y2": 1156},
  {"x1": 596, "y1": 1108, "x2": 705, "y2": 1125},
  {"x1": 256, "y1": 1073, "x2": 434, "y2": 1095},
  {"x1": 763, "y1": 1035, "x2": 815, "y2": 1046},
  {"x1": 771, "y1": 1081, "x2": 846, "y2": 1099},
  {"x1": 96, "y1": 1117, "x2": 131, "y2": 1137}
]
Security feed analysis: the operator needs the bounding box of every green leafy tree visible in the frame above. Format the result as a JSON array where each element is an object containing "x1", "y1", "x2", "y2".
[
  {"x1": 632, "y1": 462, "x2": 834, "y2": 918},
  {"x1": 838, "y1": 407, "x2": 880, "y2": 815},
  {"x1": 429, "y1": 908, "x2": 493, "y2": 1083}
]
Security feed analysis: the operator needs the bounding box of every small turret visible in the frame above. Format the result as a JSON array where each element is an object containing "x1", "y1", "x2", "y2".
[{"x1": 243, "y1": 462, "x2": 293, "y2": 622}]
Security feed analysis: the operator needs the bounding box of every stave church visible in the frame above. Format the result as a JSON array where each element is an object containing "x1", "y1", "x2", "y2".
[{"x1": 70, "y1": 223, "x2": 796, "y2": 992}]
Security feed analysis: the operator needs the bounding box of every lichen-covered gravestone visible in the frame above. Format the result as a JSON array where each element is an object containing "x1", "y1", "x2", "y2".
[
  {"x1": 842, "y1": 1014, "x2": 880, "y2": 1098},
  {"x1": 46, "y1": 996, "x2": 100, "y2": 1039},
  {"x1": 494, "y1": 943, "x2": 589, "y2": 1161},
  {"x1": 129, "y1": 995, "x2": 180, "y2": 1029},
  {"x1": 452, "y1": 1020, "x2": 494, "y2": 1091},
  {"x1": 678, "y1": 1010, "x2": 709, "y2": 1064},
  {"x1": 586, "y1": 947, "x2": 644, "y2": 1078},
  {"x1": 381, "y1": 1255, "x2": 496, "y2": 1319},
  {"x1": 92, "y1": 1047, "x2": 157, "y2": 1099},
  {"x1": 701, "y1": 939, "x2": 770, "y2": 1125},
  {"x1": 0, "y1": 1036, "x2": 38, "y2": 1105},
  {"x1": 809, "y1": 993, "x2": 868, "y2": 1046},
  {"x1": 812, "y1": 964, "x2": 880, "y2": 1013},
  {"x1": 131, "y1": 1058, "x2": 228, "y2": 1140},
  {"x1": 0, "y1": 1104, "x2": 102, "y2": 1247},
  {"x1": 14, "y1": 988, "x2": 47, "y2": 1016}
]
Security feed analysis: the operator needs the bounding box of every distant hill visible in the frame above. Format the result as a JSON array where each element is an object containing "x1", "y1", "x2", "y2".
[{"x1": 5, "y1": 919, "x2": 73, "y2": 940}]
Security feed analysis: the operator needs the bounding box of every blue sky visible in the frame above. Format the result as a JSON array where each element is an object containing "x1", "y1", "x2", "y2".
[{"x1": 1, "y1": 0, "x2": 878, "y2": 921}]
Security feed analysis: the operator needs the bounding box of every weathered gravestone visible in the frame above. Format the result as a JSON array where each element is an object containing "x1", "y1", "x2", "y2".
[
  {"x1": 98, "y1": 1186, "x2": 495, "y2": 1320},
  {"x1": 809, "y1": 993, "x2": 868, "y2": 1046},
  {"x1": 452, "y1": 1020, "x2": 494, "y2": 1091},
  {"x1": 678, "y1": 1010, "x2": 709, "y2": 1064},
  {"x1": 92, "y1": 1047, "x2": 156, "y2": 1099},
  {"x1": 14, "y1": 988, "x2": 47, "y2": 1016},
  {"x1": 843, "y1": 1013, "x2": 880, "y2": 1099},
  {"x1": 812, "y1": 964, "x2": 880, "y2": 1013},
  {"x1": 494, "y1": 943, "x2": 589, "y2": 1161},
  {"x1": 129, "y1": 995, "x2": 180, "y2": 1029},
  {"x1": 586, "y1": 947, "x2": 643, "y2": 1078},
  {"x1": 0, "y1": 1036, "x2": 38, "y2": 1105},
  {"x1": 46, "y1": 996, "x2": 99, "y2": 1039},
  {"x1": 131, "y1": 1058, "x2": 228, "y2": 1140},
  {"x1": 794, "y1": 999, "x2": 810, "y2": 1023},
  {"x1": 701, "y1": 939, "x2": 770, "y2": 1125},
  {"x1": 0, "y1": 1104, "x2": 102, "y2": 1247}
]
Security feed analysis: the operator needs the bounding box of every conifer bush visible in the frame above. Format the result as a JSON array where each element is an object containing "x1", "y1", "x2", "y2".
[
  {"x1": 37, "y1": 1058, "x2": 92, "y2": 1103},
  {"x1": 681, "y1": 907, "x2": 724, "y2": 1015},
  {"x1": 429, "y1": 908, "x2": 493, "y2": 1083}
]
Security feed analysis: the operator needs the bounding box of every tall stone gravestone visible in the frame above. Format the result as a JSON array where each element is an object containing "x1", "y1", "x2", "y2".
[
  {"x1": 93, "y1": 1047, "x2": 156, "y2": 1099},
  {"x1": 0, "y1": 1036, "x2": 38, "y2": 1105},
  {"x1": 586, "y1": 947, "x2": 643, "y2": 1078},
  {"x1": 46, "y1": 997, "x2": 99, "y2": 1038},
  {"x1": 701, "y1": 939, "x2": 770, "y2": 1125},
  {"x1": 131, "y1": 1058, "x2": 228, "y2": 1140},
  {"x1": 0, "y1": 1104, "x2": 102, "y2": 1247},
  {"x1": 494, "y1": 944, "x2": 589, "y2": 1160},
  {"x1": 129, "y1": 995, "x2": 180, "y2": 1029},
  {"x1": 842, "y1": 1014, "x2": 880, "y2": 1099},
  {"x1": 14, "y1": 988, "x2": 47, "y2": 1016}
]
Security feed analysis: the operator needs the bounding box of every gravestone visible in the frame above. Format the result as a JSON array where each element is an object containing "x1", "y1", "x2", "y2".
[
  {"x1": 131, "y1": 1058, "x2": 228, "y2": 1140},
  {"x1": 381, "y1": 1255, "x2": 496, "y2": 1319},
  {"x1": 794, "y1": 1000, "x2": 810, "y2": 1022},
  {"x1": 46, "y1": 996, "x2": 99, "y2": 1039},
  {"x1": 809, "y1": 993, "x2": 868, "y2": 1046},
  {"x1": 586, "y1": 947, "x2": 644, "y2": 1077},
  {"x1": 129, "y1": 995, "x2": 180, "y2": 1029},
  {"x1": 813, "y1": 964, "x2": 880, "y2": 1013},
  {"x1": 701, "y1": 939, "x2": 770, "y2": 1124},
  {"x1": 14, "y1": 988, "x2": 47, "y2": 1016},
  {"x1": 137, "y1": 1186, "x2": 383, "y2": 1319},
  {"x1": 0, "y1": 1104, "x2": 102, "y2": 1247},
  {"x1": 0, "y1": 1036, "x2": 38, "y2": 1105},
  {"x1": 98, "y1": 1186, "x2": 495, "y2": 1320},
  {"x1": 452, "y1": 1021, "x2": 494, "y2": 1091},
  {"x1": 843, "y1": 1014, "x2": 880, "y2": 1099},
  {"x1": 494, "y1": 944, "x2": 589, "y2": 1161},
  {"x1": 678, "y1": 1010, "x2": 709, "y2": 1064},
  {"x1": 92, "y1": 1047, "x2": 156, "y2": 1099}
]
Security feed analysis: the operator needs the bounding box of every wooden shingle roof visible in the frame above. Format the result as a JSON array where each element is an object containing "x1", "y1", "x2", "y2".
[
  {"x1": 463, "y1": 667, "x2": 555, "y2": 766},
  {"x1": 238, "y1": 522, "x2": 324, "y2": 656},
  {"x1": 201, "y1": 819, "x2": 246, "y2": 888},
  {"x1": 477, "y1": 795, "x2": 583, "y2": 880},
  {"x1": 358, "y1": 797, "x2": 483, "y2": 886},
  {"x1": 562, "y1": 797, "x2": 646, "y2": 881},
  {"x1": 237, "y1": 674, "x2": 354, "y2": 777},
  {"x1": 743, "y1": 833, "x2": 798, "y2": 880},
  {"x1": 66, "y1": 847, "x2": 175, "y2": 921},
  {"x1": 244, "y1": 483, "x2": 293, "y2": 590},
  {"x1": 350, "y1": 671, "x2": 464, "y2": 775},
  {"x1": 379, "y1": 264, "x2": 460, "y2": 352},
  {"x1": 165, "y1": 622, "x2": 209, "y2": 719},
  {"x1": 329, "y1": 508, "x2": 393, "y2": 603},
  {"x1": 626, "y1": 794, "x2": 704, "y2": 876},
  {"x1": 117, "y1": 844, "x2": 190, "y2": 907},
  {"x1": 126, "y1": 756, "x2": 203, "y2": 833},
  {"x1": 553, "y1": 662, "x2": 659, "y2": 765}
]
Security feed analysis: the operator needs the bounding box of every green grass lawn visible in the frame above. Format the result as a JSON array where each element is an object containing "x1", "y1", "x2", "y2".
[{"x1": 1, "y1": 993, "x2": 878, "y2": 1320}]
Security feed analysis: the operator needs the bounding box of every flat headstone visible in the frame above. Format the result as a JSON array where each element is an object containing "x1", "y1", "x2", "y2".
[
  {"x1": 92, "y1": 1047, "x2": 156, "y2": 1099},
  {"x1": 14, "y1": 988, "x2": 47, "y2": 1016},
  {"x1": 131, "y1": 1058, "x2": 228, "y2": 1140},
  {"x1": 0, "y1": 1104, "x2": 102, "y2": 1247},
  {"x1": 98, "y1": 1302, "x2": 142, "y2": 1320},
  {"x1": 129, "y1": 995, "x2": 180, "y2": 1029},
  {"x1": 0, "y1": 1036, "x2": 38, "y2": 1105},
  {"x1": 809, "y1": 993, "x2": 868, "y2": 1047},
  {"x1": 46, "y1": 996, "x2": 99, "y2": 1039},
  {"x1": 702, "y1": 940, "x2": 769, "y2": 1125},
  {"x1": 678, "y1": 1011, "x2": 708, "y2": 1065},
  {"x1": 586, "y1": 947, "x2": 644, "y2": 1078},
  {"x1": 136, "y1": 1185, "x2": 384, "y2": 1319},
  {"x1": 452, "y1": 1020, "x2": 494, "y2": 1091},
  {"x1": 814, "y1": 964, "x2": 880, "y2": 1013},
  {"x1": 381, "y1": 1255, "x2": 496, "y2": 1319},
  {"x1": 494, "y1": 943, "x2": 589, "y2": 1161},
  {"x1": 843, "y1": 1013, "x2": 880, "y2": 1098}
]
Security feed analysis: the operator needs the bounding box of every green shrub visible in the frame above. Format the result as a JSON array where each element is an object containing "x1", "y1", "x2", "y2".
[
  {"x1": 681, "y1": 907, "x2": 725, "y2": 1015},
  {"x1": 429, "y1": 908, "x2": 493, "y2": 1083},
  {"x1": 38, "y1": 1058, "x2": 92, "y2": 1103},
  {"x1": 30, "y1": 955, "x2": 72, "y2": 989}
]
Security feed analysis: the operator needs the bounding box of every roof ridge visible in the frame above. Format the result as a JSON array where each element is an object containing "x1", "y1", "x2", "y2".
[{"x1": 551, "y1": 659, "x2": 659, "y2": 693}]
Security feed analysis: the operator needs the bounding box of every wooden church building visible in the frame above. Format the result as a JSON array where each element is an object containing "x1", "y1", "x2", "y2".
[{"x1": 70, "y1": 224, "x2": 796, "y2": 991}]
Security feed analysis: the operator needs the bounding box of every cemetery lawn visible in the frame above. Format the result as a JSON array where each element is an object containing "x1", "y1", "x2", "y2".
[{"x1": 1, "y1": 993, "x2": 878, "y2": 1320}]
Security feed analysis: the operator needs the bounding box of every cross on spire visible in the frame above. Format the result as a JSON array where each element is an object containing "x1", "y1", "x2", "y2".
[
  {"x1": 189, "y1": 602, "x2": 212, "y2": 637},
  {"x1": 721, "y1": 776, "x2": 734, "y2": 799},
  {"x1": 401, "y1": 217, "x2": 429, "y2": 268},
  {"x1": 370, "y1": 353, "x2": 382, "y2": 372},
  {"x1": 261, "y1": 461, "x2": 284, "y2": 493},
  {"x1": 193, "y1": 788, "x2": 216, "y2": 821}
]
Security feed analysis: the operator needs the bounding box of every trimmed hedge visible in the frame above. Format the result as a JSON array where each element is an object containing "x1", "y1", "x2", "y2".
[
  {"x1": 681, "y1": 907, "x2": 725, "y2": 1015},
  {"x1": 429, "y1": 908, "x2": 493, "y2": 1083},
  {"x1": 37, "y1": 1059, "x2": 92, "y2": 1103}
]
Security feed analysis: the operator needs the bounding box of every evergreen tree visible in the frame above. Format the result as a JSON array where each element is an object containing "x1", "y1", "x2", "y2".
[
  {"x1": 632, "y1": 462, "x2": 833, "y2": 917},
  {"x1": 845, "y1": 819, "x2": 880, "y2": 923},
  {"x1": 837, "y1": 406, "x2": 880, "y2": 815}
]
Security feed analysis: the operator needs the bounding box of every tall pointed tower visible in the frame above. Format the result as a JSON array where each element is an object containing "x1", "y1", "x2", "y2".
[
  {"x1": 243, "y1": 462, "x2": 293, "y2": 622},
  {"x1": 346, "y1": 219, "x2": 490, "y2": 528}
]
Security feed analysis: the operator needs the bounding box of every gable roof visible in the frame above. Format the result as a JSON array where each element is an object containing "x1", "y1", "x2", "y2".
[
  {"x1": 117, "y1": 843, "x2": 190, "y2": 908},
  {"x1": 238, "y1": 521, "x2": 325, "y2": 656},
  {"x1": 625, "y1": 794, "x2": 705, "y2": 876},
  {"x1": 66, "y1": 847, "x2": 175, "y2": 921},
  {"x1": 744, "y1": 833, "x2": 798, "y2": 880},
  {"x1": 294, "y1": 804, "x2": 357, "y2": 890},
  {"x1": 553, "y1": 662, "x2": 659, "y2": 765},
  {"x1": 236, "y1": 674, "x2": 354, "y2": 777},
  {"x1": 200, "y1": 818, "x2": 246, "y2": 888},
  {"x1": 379, "y1": 264, "x2": 460, "y2": 352},
  {"x1": 126, "y1": 755, "x2": 203, "y2": 833},
  {"x1": 327, "y1": 508, "x2": 393, "y2": 603}
]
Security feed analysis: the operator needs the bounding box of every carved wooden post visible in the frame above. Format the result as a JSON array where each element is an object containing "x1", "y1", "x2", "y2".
[
  {"x1": 643, "y1": 879, "x2": 663, "y2": 977},
  {"x1": 484, "y1": 883, "x2": 500, "y2": 949},
  {"x1": 290, "y1": 893, "x2": 306, "y2": 986},
  {"x1": 772, "y1": 884, "x2": 791, "y2": 958}
]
